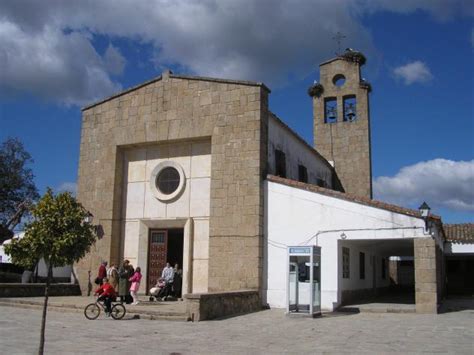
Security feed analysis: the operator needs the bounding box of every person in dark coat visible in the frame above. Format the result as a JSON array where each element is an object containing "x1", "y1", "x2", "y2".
[
  {"x1": 118, "y1": 260, "x2": 133, "y2": 303},
  {"x1": 173, "y1": 263, "x2": 183, "y2": 298},
  {"x1": 96, "y1": 261, "x2": 107, "y2": 285}
]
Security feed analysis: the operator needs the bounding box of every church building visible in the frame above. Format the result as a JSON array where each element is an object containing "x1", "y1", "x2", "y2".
[{"x1": 75, "y1": 50, "x2": 463, "y2": 320}]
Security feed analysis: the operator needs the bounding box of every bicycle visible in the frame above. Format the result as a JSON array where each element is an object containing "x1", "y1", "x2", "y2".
[{"x1": 84, "y1": 298, "x2": 126, "y2": 320}]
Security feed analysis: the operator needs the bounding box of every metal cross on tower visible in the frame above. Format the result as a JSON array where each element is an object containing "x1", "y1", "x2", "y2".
[{"x1": 332, "y1": 31, "x2": 346, "y2": 55}]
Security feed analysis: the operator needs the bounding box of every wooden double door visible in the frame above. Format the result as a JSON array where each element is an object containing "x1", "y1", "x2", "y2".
[
  {"x1": 147, "y1": 230, "x2": 168, "y2": 292},
  {"x1": 147, "y1": 229, "x2": 184, "y2": 293}
]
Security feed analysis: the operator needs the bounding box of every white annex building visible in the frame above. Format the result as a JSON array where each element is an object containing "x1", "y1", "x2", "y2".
[
  {"x1": 74, "y1": 50, "x2": 473, "y2": 320},
  {"x1": 264, "y1": 176, "x2": 443, "y2": 312}
]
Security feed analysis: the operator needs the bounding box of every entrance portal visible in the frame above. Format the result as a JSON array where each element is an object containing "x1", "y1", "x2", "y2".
[{"x1": 147, "y1": 228, "x2": 183, "y2": 292}]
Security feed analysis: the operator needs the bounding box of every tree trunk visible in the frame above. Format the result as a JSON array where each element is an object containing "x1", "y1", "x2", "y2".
[
  {"x1": 71, "y1": 266, "x2": 78, "y2": 285},
  {"x1": 34, "y1": 261, "x2": 39, "y2": 283},
  {"x1": 38, "y1": 263, "x2": 52, "y2": 355}
]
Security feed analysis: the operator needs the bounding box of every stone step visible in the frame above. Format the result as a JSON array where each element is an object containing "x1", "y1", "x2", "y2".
[{"x1": 0, "y1": 299, "x2": 188, "y2": 321}]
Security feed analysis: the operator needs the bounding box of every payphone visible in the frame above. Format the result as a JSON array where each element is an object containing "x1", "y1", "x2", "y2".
[{"x1": 287, "y1": 246, "x2": 321, "y2": 316}]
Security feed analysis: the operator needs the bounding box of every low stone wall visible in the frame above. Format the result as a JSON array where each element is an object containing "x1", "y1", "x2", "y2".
[
  {"x1": 0, "y1": 283, "x2": 81, "y2": 298},
  {"x1": 185, "y1": 290, "x2": 260, "y2": 321}
]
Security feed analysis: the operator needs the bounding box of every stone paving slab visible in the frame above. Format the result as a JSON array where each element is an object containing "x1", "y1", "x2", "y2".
[
  {"x1": 0, "y1": 304, "x2": 473, "y2": 354},
  {"x1": 0, "y1": 295, "x2": 187, "y2": 321}
]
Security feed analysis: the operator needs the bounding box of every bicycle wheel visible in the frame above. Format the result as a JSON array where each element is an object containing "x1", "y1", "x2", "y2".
[
  {"x1": 110, "y1": 303, "x2": 126, "y2": 320},
  {"x1": 84, "y1": 303, "x2": 101, "y2": 320}
]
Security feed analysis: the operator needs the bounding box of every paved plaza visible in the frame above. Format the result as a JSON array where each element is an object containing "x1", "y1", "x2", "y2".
[{"x1": 0, "y1": 304, "x2": 473, "y2": 354}]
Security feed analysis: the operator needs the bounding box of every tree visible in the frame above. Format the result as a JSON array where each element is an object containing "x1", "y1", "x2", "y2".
[
  {"x1": 0, "y1": 137, "x2": 39, "y2": 243},
  {"x1": 4, "y1": 189, "x2": 96, "y2": 355}
]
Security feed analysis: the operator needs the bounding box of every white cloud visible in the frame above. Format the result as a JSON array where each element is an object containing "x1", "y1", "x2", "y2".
[
  {"x1": 359, "y1": 0, "x2": 474, "y2": 21},
  {"x1": 374, "y1": 159, "x2": 474, "y2": 212},
  {"x1": 0, "y1": 20, "x2": 122, "y2": 106},
  {"x1": 0, "y1": 0, "x2": 472, "y2": 105},
  {"x1": 393, "y1": 61, "x2": 433, "y2": 85},
  {"x1": 104, "y1": 44, "x2": 126, "y2": 76},
  {"x1": 0, "y1": 0, "x2": 376, "y2": 105},
  {"x1": 56, "y1": 182, "x2": 77, "y2": 196}
]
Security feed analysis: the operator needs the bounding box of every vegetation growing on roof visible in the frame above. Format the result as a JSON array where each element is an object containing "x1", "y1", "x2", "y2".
[
  {"x1": 360, "y1": 80, "x2": 372, "y2": 93},
  {"x1": 308, "y1": 83, "x2": 324, "y2": 98},
  {"x1": 340, "y1": 48, "x2": 367, "y2": 66}
]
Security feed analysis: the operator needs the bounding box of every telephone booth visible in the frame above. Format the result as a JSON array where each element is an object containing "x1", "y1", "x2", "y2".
[{"x1": 287, "y1": 246, "x2": 321, "y2": 316}]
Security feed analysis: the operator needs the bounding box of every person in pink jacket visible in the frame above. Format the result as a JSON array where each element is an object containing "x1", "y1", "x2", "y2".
[{"x1": 129, "y1": 267, "x2": 142, "y2": 305}]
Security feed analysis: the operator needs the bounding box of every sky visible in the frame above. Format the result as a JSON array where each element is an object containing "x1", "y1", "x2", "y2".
[{"x1": 0, "y1": 0, "x2": 473, "y2": 223}]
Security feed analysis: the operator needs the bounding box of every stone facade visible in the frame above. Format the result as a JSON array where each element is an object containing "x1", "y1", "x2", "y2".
[
  {"x1": 121, "y1": 142, "x2": 211, "y2": 294},
  {"x1": 76, "y1": 71, "x2": 269, "y2": 295},
  {"x1": 313, "y1": 57, "x2": 372, "y2": 198}
]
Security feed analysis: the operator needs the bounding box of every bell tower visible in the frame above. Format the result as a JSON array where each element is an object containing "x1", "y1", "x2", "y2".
[{"x1": 310, "y1": 49, "x2": 372, "y2": 198}]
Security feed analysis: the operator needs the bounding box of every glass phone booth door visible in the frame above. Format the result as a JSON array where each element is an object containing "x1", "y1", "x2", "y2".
[{"x1": 287, "y1": 246, "x2": 321, "y2": 316}]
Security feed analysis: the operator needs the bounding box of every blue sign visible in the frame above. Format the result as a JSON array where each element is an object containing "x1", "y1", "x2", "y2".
[{"x1": 289, "y1": 247, "x2": 311, "y2": 254}]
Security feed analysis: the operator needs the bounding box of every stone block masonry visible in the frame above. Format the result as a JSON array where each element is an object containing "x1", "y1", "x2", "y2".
[
  {"x1": 414, "y1": 238, "x2": 441, "y2": 314},
  {"x1": 76, "y1": 71, "x2": 269, "y2": 296},
  {"x1": 185, "y1": 290, "x2": 260, "y2": 321},
  {"x1": 313, "y1": 57, "x2": 372, "y2": 199}
]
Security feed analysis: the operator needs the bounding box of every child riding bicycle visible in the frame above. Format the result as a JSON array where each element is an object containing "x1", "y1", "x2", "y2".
[{"x1": 94, "y1": 277, "x2": 117, "y2": 316}]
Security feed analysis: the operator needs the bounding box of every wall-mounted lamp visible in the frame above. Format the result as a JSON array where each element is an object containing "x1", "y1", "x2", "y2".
[
  {"x1": 418, "y1": 201, "x2": 432, "y2": 234},
  {"x1": 84, "y1": 211, "x2": 94, "y2": 224},
  {"x1": 340, "y1": 232, "x2": 347, "y2": 240},
  {"x1": 418, "y1": 202, "x2": 431, "y2": 218}
]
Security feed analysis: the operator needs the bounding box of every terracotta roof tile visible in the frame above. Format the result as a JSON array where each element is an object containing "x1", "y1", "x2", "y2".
[
  {"x1": 267, "y1": 174, "x2": 441, "y2": 221},
  {"x1": 443, "y1": 224, "x2": 474, "y2": 243}
]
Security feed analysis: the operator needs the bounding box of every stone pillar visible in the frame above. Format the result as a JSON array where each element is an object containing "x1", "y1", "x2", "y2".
[
  {"x1": 414, "y1": 238, "x2": 439, "y2": 314},
  {"x1": 388, "y1": 259, "x2": 399, "y2": 285}
]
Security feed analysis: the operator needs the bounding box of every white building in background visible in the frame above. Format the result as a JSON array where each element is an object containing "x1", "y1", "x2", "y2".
[
  {"x1": 0, "y1": 232, "x2": 72, "y2": 280},
  {"x1": 264, "y1": 176, "x2": 443, "y2": 311}
]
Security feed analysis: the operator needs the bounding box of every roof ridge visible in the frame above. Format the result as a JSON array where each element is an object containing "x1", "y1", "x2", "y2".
[
  {"x1": 169, "y1": 73, "x2": 270, "y2": 92},
  {"x1": 82, "y1": 72, "x2": 270, "y2": 111},
  {"x1": 444, "y1": 223, "x2": 474, "y2": 226}
]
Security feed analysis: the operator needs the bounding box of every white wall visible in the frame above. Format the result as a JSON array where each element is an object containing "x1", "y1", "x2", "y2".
[
  {"x1": 0, "y1": 242, "x2": 10, "y2": 264},
  {"x1": 268, "y1": 114, "x2": 334, "y2": 188},
  {"x1": 338, "y1": 241, "x2": 390, "y2": 291},
  {"x1": 265, "y1": 180, "x2": 430, "y2": 311},
  {"x1": 1, "y1": 232, "x2": 72, "y2": 279},
  {"x1": 123, "y1": 140, "x2": 211, "y2": 222},
  {"x1": 445, "y1": 242, "x2": 474, "y2": 254},
  {"x1": 122, "y1": 139, "x2": 211, "y2": 293}
]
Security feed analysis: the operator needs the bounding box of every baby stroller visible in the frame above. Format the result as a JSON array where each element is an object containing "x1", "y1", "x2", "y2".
[
  {"x1": 156, "y1": 280, "x2": 174, "y2": 301},
  {"x1": 149, "y1": 278, "x2": 166, "y2": 301}
]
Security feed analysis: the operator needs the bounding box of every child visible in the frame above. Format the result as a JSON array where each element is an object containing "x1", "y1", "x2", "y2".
[
  {"x1": 94, "y1": 277, "x2": 116, "y2": 316},
  {"x1": 128, "y1": 267, "x2": 142, "y2": 305},
  {"x1": 149, "y1": 277, "x2": 166, "y2": 301}
]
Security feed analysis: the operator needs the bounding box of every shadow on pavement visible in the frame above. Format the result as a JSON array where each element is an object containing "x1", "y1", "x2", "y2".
[{"x1": 439, "y1": 296, "x2": 474, "y2": 314}]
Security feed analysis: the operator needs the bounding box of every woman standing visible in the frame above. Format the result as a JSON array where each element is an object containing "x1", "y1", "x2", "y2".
[
  {"x1": 108, "y1": 263, "x2": 119, "y2": 290},
  {"x1": 129, "y1": 266, "x2": 142, "y2": 305},
  {"x1": 118, "y1": 260, "x2": 132, "y2": 303},
  {"x1": 173, "y1": 263, "x2": 183, "y2": 299}
]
